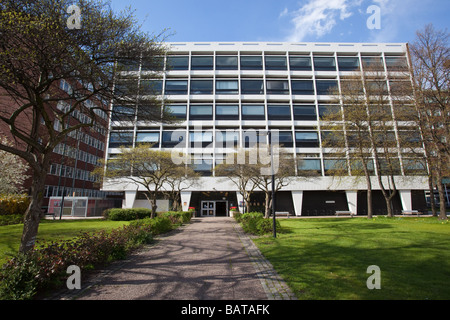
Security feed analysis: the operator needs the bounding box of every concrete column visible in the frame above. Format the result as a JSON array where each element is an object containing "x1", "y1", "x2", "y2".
[
  {"x1": 123, "y1": 190, "x2": 137, "y2": 209},
  {"x1": 346, "y1": 191, "x2": 358, "y2": 214},
  {"x1": 180, "y1": 191, "x2": 192, "y2": 212},
  {"x1": 236, "y1": 192, "x2": 244, "y2": 213},
  {"x1": 399, "y1": 190, "x2": 412, "y2": 212},
  {"x1": 291, "y1": 191, "x2": 303, "y2": 216}
]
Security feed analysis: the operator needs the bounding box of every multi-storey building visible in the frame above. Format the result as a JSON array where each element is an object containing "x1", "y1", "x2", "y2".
[{"x1": 103, "y1": 42, "x2": 429, "y2": 216}]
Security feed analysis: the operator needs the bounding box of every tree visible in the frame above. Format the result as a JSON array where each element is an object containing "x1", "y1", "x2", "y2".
[
  {"x1": 0, "y1": 0, "x2": 171, "y2": 253},
  {"x1": 409, "y1": 24, "x2": 449, "y2": 220},
  {"x1": 163, "y1": 165, "x2": 200, "y2": 211},
  {"x1": 0, "y1": 138, "x2": 30, "y2": 194},
  {"x1": 99, "y1": 145, "x2": 188, "y2": 218}
]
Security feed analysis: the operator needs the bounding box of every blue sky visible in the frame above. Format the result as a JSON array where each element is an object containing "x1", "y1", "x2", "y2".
[{"x1": 109, "y1": 0, "x2": 449, "y2": 44}]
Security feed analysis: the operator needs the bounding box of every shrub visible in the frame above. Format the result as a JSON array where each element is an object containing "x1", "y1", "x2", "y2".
[
  {"x1": 0, "y1": 214, "x2": 23, "y2": 226},
  {"x1": 158, "y1": 211, "x2": 192, "y2": 225},
  {"x1": 104, "y1": 208, "x2": 152, "y2": 221},
  {"x1": 238, "y1": 212, "x2": 280, "y2": 235},
  {"x1": 0, "y1": 194, "x2": 30, "y2": 216},
  {"x1": 256, "y1": 218, "x2": 281, "y2": 235}
]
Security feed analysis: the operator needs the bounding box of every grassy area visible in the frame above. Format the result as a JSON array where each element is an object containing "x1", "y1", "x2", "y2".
[
  {"x1": 0, "y1": 219, "x2": 129, "y2": 265},
  {"x1": 253, "y1": 216, "x2": 450, "y2": 300}
]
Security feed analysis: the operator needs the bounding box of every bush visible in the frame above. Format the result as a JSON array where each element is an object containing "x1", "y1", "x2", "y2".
[
  {"x1": 158, "y1": 211, "x2": 192, "y2": 225},
  {"x1": 0, "y1": 214, "x2": 23, "y2": 226},
  {"x1": 130, "y1": 216, "x2": 173, "y2": 235},
  {"x1": 104, "y1": 208, "x2": 152, "y2": 221},
  {"x1": 0, "y1": 194, "x2": 30, "y2": 216},
  {"x1": 238, "y1": 212, "x2": 280, "y2": 235},
  {"x1": 256, "y1": 218, "x2": 281, "y2": 235}
]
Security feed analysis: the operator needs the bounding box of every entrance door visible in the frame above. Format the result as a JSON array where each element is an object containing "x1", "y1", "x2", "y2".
[{"x1": 201, "y1": 201, "x2": 215, "y2": 216}]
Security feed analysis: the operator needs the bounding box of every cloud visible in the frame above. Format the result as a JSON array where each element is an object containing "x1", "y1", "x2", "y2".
[{"x1": 284, "y1": 0, "x2": 363, "y2": 42}]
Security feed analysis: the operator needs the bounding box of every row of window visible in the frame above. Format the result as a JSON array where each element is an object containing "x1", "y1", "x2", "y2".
[
  {"x1": 48, "y1": 163, "x2": 98, "y2": 182},
  {"x1": 44, "y1": 185, "x2": 115, "y2": 199},
  {"x1": 121, "y1": 55, "x2": 408, "y2": 72},
  {"x1": 53, "y1": 143, "x2": 103, "y2": 166}
]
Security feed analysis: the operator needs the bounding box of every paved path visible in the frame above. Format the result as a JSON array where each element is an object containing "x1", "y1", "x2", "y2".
[{"x1": 54, "y1": 217, "x2": 295, "y2": 300}]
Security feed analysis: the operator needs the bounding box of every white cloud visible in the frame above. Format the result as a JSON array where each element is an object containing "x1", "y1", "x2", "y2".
[{"x1": 284, "y1": 0, "x2": 363, "y2": 42}]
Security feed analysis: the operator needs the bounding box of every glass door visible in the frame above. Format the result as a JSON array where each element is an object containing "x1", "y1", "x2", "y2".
[{"x1": 201, "y1": 201, "x2": 215, "y2": 216}]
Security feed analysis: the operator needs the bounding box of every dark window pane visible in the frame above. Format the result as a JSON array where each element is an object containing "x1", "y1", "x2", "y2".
[
  {"x1": 216, "y1": 56, "x2": 238, "y2": 70},
  {"x1": 216, "y1": 130, "x2": 239, "y2": 147},
  {"x1": 140, "y1": 80, "x2": 163, "y2": 95},
  {"x1": 337, "y1": 57, "x2": 360, "y2": 71},
  {"x1": 216, "y1": 80, "x2": 239, "y2": 94},
  {"x1": 164, "y1": 105, "x2": 186, "y2": 119},
  {"x1": 268, "y1": 105, "x2": 291, "y2": 120},
  {"x1": 270, "y1": 131, "x2": 293, "y2": 147},
  {"x1": 298, "y1": 159, "x2": 321, "y2": 175},
  {"x1": 266, "y1": 80, "x2": 289, "y2": 94},
  {"x1": 289, "y1": 56, "x2": 312, "y2": 71},
  {"x1": 190, "y1": 80, "x2": 213, "y2": 94},
  {"x1": 385, "y1": 57, "x2": 408, "y2": 71},
  {"x1": 167, "y1": 56, "x2": 189, "y2": 70},
  {"x1": 314, "y1": 57, "x2": 336, "y2": 71},
  {"x1": 112, "y1": 105, "x2": 135, "y2": 121},
  {"x1": 136, "y1": 132, "x2": 159, "y2": 147},
  {"x1": 295, "y1": 131, "x2": 319, "y2": 147},
  {"x1": 191, "y1": 56, "x2": 213, "y2": 70},
  {"x1": 109, "y1": 132, "x2": 133, "y2": 148},
  {"x1": 361, "y1": 57, "x2": 384, "y2": 70},
  {"x1": 316, "y1": 80, "x2": 338, "y2": 95},
  {"x1": 265, "y1": 56, "x2": 287, "y2": 70},
  {"x1": 319, "y1": 105, "x2": 340, "y2": 119},
  {"x1": 242, "y1": 105, "x2": 265, "y2": 120},
  {"x1": 240, "y1": 56, "x2": 263, "y2": 70},
  {"x1": 291, "y1": 80, "x2": 314, "y2": 95},
  {"x1": 165, "y1": 80, "x2": 188, "y2": 95},
  {"x1": 241, "y1": 80, "x2": 264, "y2": 94},
  {"x1": 189, "y1": 105, "x2": 213, "y2": 120},
  {"x1": 162, "y1": 130, "x2": 186, "y2": 148},
  {"x1": 216, "y1": 105, "x2": 239, "y2": 120},
  {"x1": 293, "y1": 105, "x2": 316, "y2": 120}
]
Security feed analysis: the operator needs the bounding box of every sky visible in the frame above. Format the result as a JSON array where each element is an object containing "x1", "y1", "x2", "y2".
[{"x1": 109, "y1": 0, "x2": 449, "y2": 44}]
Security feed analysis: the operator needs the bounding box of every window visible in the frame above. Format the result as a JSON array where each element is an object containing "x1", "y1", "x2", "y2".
[
  {"x1": 166, "y1": 56, "x2": 189, "y2": 70},
  {"x1": 316, "y1": 80, "x2": 338, "y2": 95},
  {"x1": 361, "y1": 57, "x2": 384, "y2": 70},
  {"x1": 267, "y1": 105, "x2": 291, "y2": 120},
  {"x1": 242, "y1": 105, "x2": 265, "y2": 120},
  {"x1": 385, "y1": 57, "x2": 408, "y2": 71},
  {"x1": 297, "y1": 159, "x2": 321, "y2": 176},
  {"x1": 190, "y1": 80, "x2": 213, "y2": 94},
  {"x1": 240, "y1": 56, "x2": 263, "y2": 70},
  {"x1": 293, "y1": 105, "x2": 316, "y2": 120},
  {"x1": 164, "y1": 105, "x2": 187, "y2": 119},
  {"x1": 111, "y1": 105, "x2": 135, "y2": 121},
  {"x1": 189, "y1": 105, "x2": 213, "y2": 120},
  {"x1": 295, "y1": 132, "x2": 319, "y2": 147},
  {"x1": 216, "y1": 80, "x2": 239, "y2": 94},
  {"x1": 189, "y1": 131, "x2": 213, "y2": 147},
  {"x1": 324, "y1": 159, "x2": 348, "y2": 175},
  {"x1": 314, "y1": 57, "x2": 336, "y2": 71},
  {"x1": 266, "y1": 80, "x2": 289, "y2": 94},
  {"x1": 109, "y1": 132, "x2": 133, "y2": 148},
  {"x1": 243, "y1": 130, "x2": 267, "y2": 147},
  {"x1": 265, "y1": 56, "x2": 287, "y2": 70},
  {"x1": 190, "y1": 157, "x2": 213, "y2": 176},
  {"x1": 165, "y1": 80, "x2": 188, "y2": 95},
  {"x1": 216, "y1": 130, "x2": 239, "y2": 147},
  {"x1": 270, "y1": 131, "x2": 293, "y2": 147},
  {"x1": 337, "y1": 57, "x2": 360, "y2": 71},
  {"x1": 319, "y1": 105, "x2": 340, "y2": 119},
  {"x1": 216, "y1": 56, "x2": 238, "y2": 70},
  {"x1": 322, "y1": 131, "x2": 345, "y2": 147},
  {"x1": 241, "y1": 80, "x2": 264, "y2": 94},
  {"x1": 136, "y1": 132, "x2": 159, "y2": 147},
  {"x1": 291, "y1": 80, "x2": 314, "y2": 95},
  {"x1": 162, "y1": 130, "x2": 186, "y2": 148},
  {"x1": 289, "y1": 56, "x2": 312, "y2": 71},
  {"x1": 191, "y1": 56, "x2": 214, "y2": 70},
  {"x1": 216, "y1": 105, "x2": 239, "y2": 120},
  {"x1": 139, "y1": 80, "x2": 163, "y2": 95},
  {"x1": 141, "y1": 56, "x2": 164, "y2": 72}
]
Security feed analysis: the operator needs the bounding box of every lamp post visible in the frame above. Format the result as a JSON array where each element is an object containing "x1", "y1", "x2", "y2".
[{"x1": 268, "y1": 131, "x2": 276, "y2": 238}]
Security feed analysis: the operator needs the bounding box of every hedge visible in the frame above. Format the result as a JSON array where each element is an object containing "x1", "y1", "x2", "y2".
[
  {"x1": 103, "y1": 208, "x2": 152, "y2": 221},
  {"x1": 235, "y1": 211, "x2": 281, "y2": 235},
  {"x1": 0, "y1": 194, "x2": 30, "y2": 216}
]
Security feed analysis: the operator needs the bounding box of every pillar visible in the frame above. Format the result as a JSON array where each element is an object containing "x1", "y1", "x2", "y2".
[
  {"x1": 346, "y1": 191, "x2": 358, "y2": 214},
  {"x1": 181, "y1": 191, "x2": 192, "y2": 212},
  {"x1": 399, "y1": 190, "x2": 412, "y2": 212},
  {"x1": 123, "y1": 190, "x2": 137, "y2": 209},
  {"x1": 291, "y1": 191, "x2": 303, "y2": 216}
]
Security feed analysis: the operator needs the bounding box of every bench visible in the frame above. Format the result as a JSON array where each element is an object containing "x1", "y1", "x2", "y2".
[
  {"x1": 402, "y1": 210, "x2": 421, "y2": 216},
  {"x1": 335, "y1": 211, "x2": 355, "y2": 217},
  {"x1": 275, "y1": 211, "x2": 291, "y2": 218}
]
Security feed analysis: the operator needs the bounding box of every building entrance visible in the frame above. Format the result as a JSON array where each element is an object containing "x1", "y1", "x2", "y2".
[{"x1": 201, "y1": 200, "x2": 228, "y2": 217}]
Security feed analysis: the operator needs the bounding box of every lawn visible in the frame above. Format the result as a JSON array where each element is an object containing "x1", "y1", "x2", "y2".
[
  {"x1": 253, "y1": 216, "x2": 450, "y2": 300},
  {"x1": 0, "y1": 219, "x2": 129, "y2": 266}
]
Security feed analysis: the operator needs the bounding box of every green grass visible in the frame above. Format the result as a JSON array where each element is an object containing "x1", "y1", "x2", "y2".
[
  {"x1": 0, "y1": 219, "x2": 129, "y2": 265},
  {"x1": 253, "y1": 216, "x2": 450, "y2": 300}
]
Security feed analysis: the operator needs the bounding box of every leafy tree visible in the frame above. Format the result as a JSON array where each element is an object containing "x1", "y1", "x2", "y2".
[{"x1": 0, "y1": 0, "x2": 170, "y2": 253}]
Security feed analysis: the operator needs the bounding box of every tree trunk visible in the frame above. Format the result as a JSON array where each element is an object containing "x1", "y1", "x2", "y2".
[
  {"x1": 264, "y1": 192, "x2": 271, "y2": 219},
  {"x1": 435, "y1": 171, "x2": 448, "y2": 220},
  {"x1": 428, "y1": 175, "x2": 437, "y2": 217}
]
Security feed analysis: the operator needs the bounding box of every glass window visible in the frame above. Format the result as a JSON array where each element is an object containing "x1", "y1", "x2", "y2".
[
  {"x1": 166, "y1": 56, "x2": 189, "y2": 70},
  {"x1": 324, "y1": 159, "x2": 348, "y2": 175},
  {"x1": 242, "y1": 105, "x2": 265, "y2": 120},
  {"x1": 361, "y1": 57, "x2": 384, "y2": 70},
  {"x1": 140, "y1": 80, "x2": 163, "y2": 95},
  {"x1": 216, "y1": 130, "x2": 239, "y2": 146},
  {"x1": 136, "y1": 132, "x2": 159, "y2": 147},
  {"x1": 316, "y1": 80, "x2": 338, "y2": 95},
  {"x1": 216, "y1": 80, "x2": 239, "y2": 94},
  {"x1": 319, "y1": 105, "x2": 340, "y2": 119},
  {"x1": 190, "y1": 159, "x2": 213, "y2": 176},
  {"x1": 298, "y1": 159, "x2": 321, "y2": 175},
  {"x1": 266, "y1": 80, "x2": 289, "y2": 94},
  {"x1": 385, "y1": 57, "x2": 408, "y2": 71},
  {"x1": 164, "y1": 105, "x2": 187, "y2": 119},
  {"x1": 162, "y1": 130, "x2": 186, "y2": 148},
  {"x1": 216, "y1": 105, "x2": 239, "y2": 120},
  {"x1": 293, "y1": 105, "x2": 316, "y2": 120},
  {"x1": 191, "y1": 56, "x2": 214, "y2": 70},
  {"x1": 243, "y1": 130, "x2": 267, "y2": 147},
  {"x1": 314, "y1": 57, "x2": 336, "y2": 71},
  {"x1": 189, "y1": 105, "x2": 213, "y2": 120},
  {"x1": 267, "y1": 105, "x2": 291, "y2": 120},
  {"x1": 265, "y1": 56, "x2": 287, "y2": 70},
  {"x1": 190, "y1": 80, "x2": 213, "y2": 94},
  {"x1": 141, "y1": 56, "x2": 164, "y2": 72},
  {"x1": 291, "y1": 80, "x2": 314, "y2": 95},
  {"x1": 289, "y1": 56, "x2": 312, "y2": 71},
  {"x1": 337, "y1": 57, "x2": 360, "y2": 71},
  {"x1": 216, "y1": 56, "x2": 238, "y2": 70},
  {"x1": 240, "y1": 56, "x2": 263, "y2": 70},
  {"x1": 241, "y1": 80, "x2": 264, "y2": 94},
  {"x1": 295, "y1": 132, "x2": 319, "y2": 147},
  {"x1": 270, "y1": 131, "x2": 293, "y2": 147},
  {"x1": 109, "y1": 132, "x2": 133, "y2": 148},
  {"x1": 111, "y1": 105, "x2": 135, "y2": 121},
  {"x1": 165, "y1": 80, "x2": 188, "y2": 95},
  {"x1": 189, "y1": 132, "x2": 213, "y2": 147}
]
